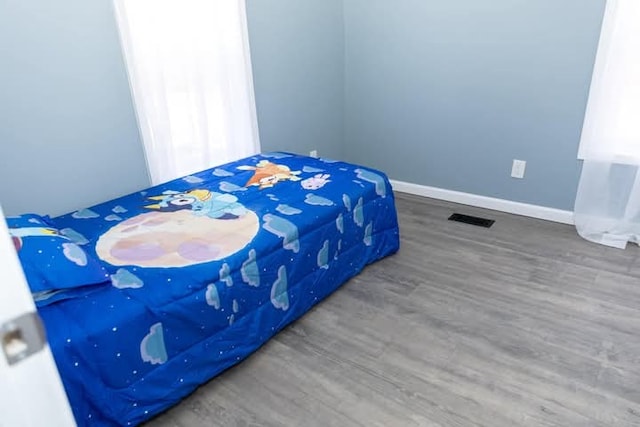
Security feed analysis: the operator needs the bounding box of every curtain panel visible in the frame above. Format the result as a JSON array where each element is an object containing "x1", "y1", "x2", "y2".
[{"x1": 113, "y1": 0, "x2": 261, "y2": 185}]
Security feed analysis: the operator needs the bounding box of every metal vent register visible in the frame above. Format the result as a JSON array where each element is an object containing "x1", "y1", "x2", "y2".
[{"x1": 448, "y1": 213, "x2": 495, "y2": 228}]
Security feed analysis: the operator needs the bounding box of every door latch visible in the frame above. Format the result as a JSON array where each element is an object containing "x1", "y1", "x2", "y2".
[{"x1": 1, "y1": 312, "x2": 46, "y2": 366}]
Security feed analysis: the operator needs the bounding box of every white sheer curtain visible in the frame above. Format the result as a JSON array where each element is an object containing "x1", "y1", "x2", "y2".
[
  {"x1": 574, "y1": 0, "x2": 640, "y2": 249},
  {"x1": 113, "y1": 0, "x2": 260, "y2": 185}
]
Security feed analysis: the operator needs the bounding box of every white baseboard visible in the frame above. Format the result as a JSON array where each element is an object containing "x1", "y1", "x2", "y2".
[{"x1": 390, "y1": 179, "x2": 574, "y2": 225}]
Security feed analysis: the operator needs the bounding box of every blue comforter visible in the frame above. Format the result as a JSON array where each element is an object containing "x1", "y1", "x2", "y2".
[{"x1": 40, "y1": 153, "x2": 400, "y2": 426}]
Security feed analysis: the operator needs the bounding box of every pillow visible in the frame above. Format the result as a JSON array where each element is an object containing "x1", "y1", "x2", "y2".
[{"x1": 5, "y1": 214, "x2": 109, "y2": 294}]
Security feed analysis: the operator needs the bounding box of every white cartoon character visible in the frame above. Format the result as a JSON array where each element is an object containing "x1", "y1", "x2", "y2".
[{"x1": 301, "y1": 174, "x2": 331, "y2": 190}]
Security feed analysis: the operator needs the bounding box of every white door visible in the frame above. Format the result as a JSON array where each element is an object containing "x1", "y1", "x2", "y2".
[{"x1": 0, "y1": 206, "x2": 75, "y2": 427}]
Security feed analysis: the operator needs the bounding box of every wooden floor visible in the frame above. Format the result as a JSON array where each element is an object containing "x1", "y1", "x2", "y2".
[{"x1": 150, "y1": 193, "x2": 640, "y2": 427}]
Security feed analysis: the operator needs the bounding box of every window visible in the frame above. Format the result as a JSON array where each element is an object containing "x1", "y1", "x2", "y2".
[
  {"x1": 578, "y1": 0, "x2": 640, "y2": 163},
  {"x1": 113, "y1": 0, "x2": 260, "y2": 184}
]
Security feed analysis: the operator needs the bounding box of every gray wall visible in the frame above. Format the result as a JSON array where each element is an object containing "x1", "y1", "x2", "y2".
[
  {"x1": 0, "y1": 1, "x2": 605, "y2": 215},
  {"x1": 0, "y1": 0, "x2": 150, "y2": 217},
  {"x1": 0, "y1": 0, "x2": 345, "y2": 217},
  {"x1": 247, "y1": 0, "x2": 345, "y2": 159},
  {"x1": 343, "y1": 0, "x2": 605, "y2": 210}
]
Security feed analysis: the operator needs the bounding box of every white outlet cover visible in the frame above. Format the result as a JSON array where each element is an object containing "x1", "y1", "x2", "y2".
[
  {"x1": 310, "y1": 150, "x2": 318, "y2": 158},
  {"x1": 511, "y1": 159, "x2": 526, "y2": 179}
]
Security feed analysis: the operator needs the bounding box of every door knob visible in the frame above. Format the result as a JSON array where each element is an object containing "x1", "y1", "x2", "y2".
[{"x1": 1, "y1": 312, "x2": 46, "y2": 366}]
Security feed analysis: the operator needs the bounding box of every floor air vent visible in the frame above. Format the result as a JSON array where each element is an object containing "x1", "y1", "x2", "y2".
[{"x1": 448, "y1": 213, "x2": 495, "y2": 228}]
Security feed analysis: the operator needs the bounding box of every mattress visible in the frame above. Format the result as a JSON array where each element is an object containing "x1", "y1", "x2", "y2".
[{"x1": 39, "y1": 153, "x2": 400, "y2": 426}]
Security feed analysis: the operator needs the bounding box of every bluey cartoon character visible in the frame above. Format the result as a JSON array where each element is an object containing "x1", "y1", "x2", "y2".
[
  {"x1": 301, "y1": 174, "x2": 331, "y2": 190},
  {"x1": 238, "y1": 160, "x2": 302, "y2": 189},
  {"x1": 145, "y1": 189, "x2": 248, "y2": 219}
]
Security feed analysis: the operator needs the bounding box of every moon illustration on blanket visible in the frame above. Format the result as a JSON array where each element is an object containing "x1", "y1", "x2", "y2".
[{"x1": 96, "y1": 190, "x2": 259, "y2": 268}]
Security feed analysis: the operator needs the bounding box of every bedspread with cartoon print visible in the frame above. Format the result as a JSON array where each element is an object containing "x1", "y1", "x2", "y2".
[{"x1": 39, "y1": 153, "x2": 400, "y2": 426}]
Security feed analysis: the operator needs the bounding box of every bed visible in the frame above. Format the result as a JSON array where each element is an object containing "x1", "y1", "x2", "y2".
[{"x1": 7, "y1": 153, "x2": 399, "y2": 426}]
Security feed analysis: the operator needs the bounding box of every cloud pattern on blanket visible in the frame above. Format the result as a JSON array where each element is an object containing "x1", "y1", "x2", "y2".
[
  {"x1": 317, "y1": 240, "x2": 329, "y2": 269},
  {"x1": 212, "y1": 168, "x2": 234, "y2": 177},
  {"x1": 271, "y1": 266, "x2": 289, "y2": 310},
  {"x1": 72, "y1": 208, "x2": 100, "y2": 219},
  {"x1": 305, "y1": 194, "x2": 334, "y2": 206},
  {"x1": 343, "y1": 194, "x2": 352, "y2": 211},
  {"x1": 354, "y1": 197, "x2": 364, "y2": 227},
  {"x1": 262, "y1": 214, "x2": 300, "y2": 253},
  {"x1": 140, "y1": 323, "x2": 168, "y2": 365},
  {"x1": 355, "y1": 169, "x2": 387, "y2": 197},
  {"x1": 220, "y1": 263, "x2": 233, "y2": 287},
  {"x1": 241, "y1": 249, "x2": 260, "y2": 287},
  {"x1": 62, "y1": 243, "x2": 88, "y2": 266},
  {"x1": 276, "y1": 204, "x2": 302, "y2": 216},
  {"x1": 111, "y1": 268, "x2": 144, "y2": 289},
  {"x1": 60, "y1": 228, "x2": 89, "y2": 245},
  {"x1": 206, "y1": 284, "x2": 221, "y2": 309},
  {"x1": 219, "y1": 181, "x2": 247, "y2": 192},
  {"x1": 183, "y1": 175, "x2": 204, "y2": 184}
]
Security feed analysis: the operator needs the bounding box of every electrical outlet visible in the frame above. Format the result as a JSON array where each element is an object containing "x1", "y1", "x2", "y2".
[
  {"x1": 511, "y1": 159, "x2": 526, "y2": 179},
  {"x1": 310, "y1": 150, "x2": 318, "y2": 158}
]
